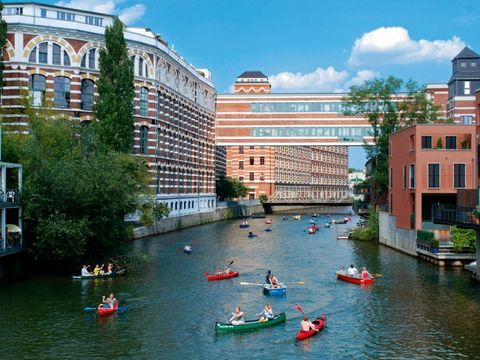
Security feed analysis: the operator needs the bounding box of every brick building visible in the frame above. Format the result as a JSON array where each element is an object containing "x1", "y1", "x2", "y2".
[
  {"x1": 219, "y1": 72, "x2": 349, "y2": 201},
  {"x1": 2, "y1": 2, "x2": 217, "y2": 217}
]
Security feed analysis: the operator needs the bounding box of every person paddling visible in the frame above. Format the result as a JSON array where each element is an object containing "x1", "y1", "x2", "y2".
[
  {"x1": 300, "y1": 315, "x2": 318, "y2": 332},
  {"x1": 81, "y1": 265, "x2": 92, "y2": 277},
  {"x1": 258, "y1": 304, "x2": 274, "y2": 322},
  {"x1": 228, "y1": 306, "x2": 244, "y2": 325},
  {"x1": 98, "y1": 293, "x2": 117, "y2": 309}
]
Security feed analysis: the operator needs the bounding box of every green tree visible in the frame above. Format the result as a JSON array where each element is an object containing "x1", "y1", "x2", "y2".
[
  {"x1": 216, "y1": 176, "x2": 249, "y2": 200},
  {"x1": 94, "y1": 17, "x2": 134, "y2": 153},
  {"x1": 342, "y1": 77, "x2": 442, "y2": 205},
  {"x1": 0, "y1": 1, "x2": 7, "y2": 94},
  {"x1": 2, "y1": 113, "x2": 152, "y2": 268}
]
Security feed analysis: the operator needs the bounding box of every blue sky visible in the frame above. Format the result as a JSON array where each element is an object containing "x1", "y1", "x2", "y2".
[{"x1": 6, "y1": 0, "x2": 479, "y2": 166}]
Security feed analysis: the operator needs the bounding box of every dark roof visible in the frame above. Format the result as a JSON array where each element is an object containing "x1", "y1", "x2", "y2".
[
  {"x1": 453, "y1": 47, "x2": 480, "y2": 60},
  {"x1": 237, "y1": 71, "x2": 268, "y2": 79}
]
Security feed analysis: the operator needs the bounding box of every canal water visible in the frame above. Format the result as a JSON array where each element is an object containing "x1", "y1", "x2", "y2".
[{"x1": 1, "y1": 214, "x2": 480, "y2": 359}]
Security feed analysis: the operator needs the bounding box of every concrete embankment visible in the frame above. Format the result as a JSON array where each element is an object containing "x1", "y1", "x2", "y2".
[{"x1": 133, "y1": 201, "x2": 264, "y2": 239}]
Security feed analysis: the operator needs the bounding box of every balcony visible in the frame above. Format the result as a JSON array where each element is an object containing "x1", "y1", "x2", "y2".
[
  {"x1": 433, "y1": 204, "x2": 480, "y2": 230},
  {"x1": 0, "y1": 189, "x2": 21, "y2": 207}
]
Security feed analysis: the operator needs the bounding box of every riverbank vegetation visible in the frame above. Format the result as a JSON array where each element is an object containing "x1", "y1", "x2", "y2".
[
  {"x1": 216, "y1": 176, "x2": 249, "y2": 201},
  {"x1": 350, "y1": 212, "x2": 379, "y2": 241}
]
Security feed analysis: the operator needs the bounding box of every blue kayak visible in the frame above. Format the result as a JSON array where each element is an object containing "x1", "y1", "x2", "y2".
[{"x1": 263, "y1": 283, "x2": 286, "y2": 295}]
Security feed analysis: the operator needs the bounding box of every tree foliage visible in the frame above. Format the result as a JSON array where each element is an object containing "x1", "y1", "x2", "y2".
[
  {"x1": 450, "y1": 226, "x2": 476, "y2": 252},
  {"x1": 216, "y1": 176, "x2": 250, "y2": 201},
  {"x1": 0, "y1": 1, "x2": 7, "y2": 94},
  {"x1": 94, "y1": 17, "x2": 134, "y2": 153},
  {"x1": 2, "y1": 114, "x2": 155, "y2": 267},
  {"x1": 342, "y1": 77, "x2": 443, "y2": 205}
]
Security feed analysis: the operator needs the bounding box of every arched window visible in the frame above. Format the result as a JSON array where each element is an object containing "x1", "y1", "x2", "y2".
[
  {"x1": 81, "y1": 48, "x2": 97, "y2": 69},
  {"x1": 29, "y1": 74, "x2": 46, "y2": 107},
  {"x1": 131, "y1": 55, "x2": 149, "y2": 77},
  {"x1": 54, "y1": 76, "x2": 71, "y2": 108},
  {"x1": 139, "y1": 87, "x2": 148, "y2": 116},
  {"x1": 140, "y1": 126, "x2": 148, "y2": 155},
  {"x1": 29, "y1": 41, "x2": 71, "y2": 66},
  {"x1": 138, "y1": 57, "x2": 144, "y2": 77},
  {"x1": 80, "y1": 79, "x2": 94, "y2": 111}
]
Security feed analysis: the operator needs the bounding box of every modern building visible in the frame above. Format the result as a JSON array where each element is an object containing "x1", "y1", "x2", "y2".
[
  {"x1": 0, "y1": 162, "x2": 23, "y2": 257},
  {"x1": 389, "y1": 124, "x2": 476, "y2": 231},
  {"x1": 220, "y1": 71, "x2": 349, "y2": 202},
  {"x1": 2, "y1": 2, "x2": 217, "y2": 217},
  {"x1": 447, "y1": 47, "x2": 480, "y2": 124}
]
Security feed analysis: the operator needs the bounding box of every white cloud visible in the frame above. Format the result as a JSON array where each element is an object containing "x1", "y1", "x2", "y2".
[
  {"x1": 266, "y1": 67, "x2": 377, "y2": 92},
  {"x1": 348, "y1": 26, "x2": 465, "y2": 65},
  {"x1": 118, "y1": 4, "x2": 146, "y2": 25},
  {"x1": 56, "y1": 0, "x2": 145, "y2": 25},
  {"x1": 345, "y1": 70, "x2": 379, "y2": 88},
  {"x1": 269, "y1": 66, "x2": 349, "y2": 92}
]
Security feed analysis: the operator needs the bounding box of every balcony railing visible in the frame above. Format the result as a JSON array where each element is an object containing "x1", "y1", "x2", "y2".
[
  {"x1": 433, "y1": 204, "x2": 480, "y2": 229},
  {"x1": 0, "y1": 189, "x2": 21, "y2": 206}
]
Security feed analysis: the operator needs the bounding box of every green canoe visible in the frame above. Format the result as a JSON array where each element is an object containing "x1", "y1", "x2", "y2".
[{"x1": 215, "y1": 312, "x2": 286, "y2": 333}]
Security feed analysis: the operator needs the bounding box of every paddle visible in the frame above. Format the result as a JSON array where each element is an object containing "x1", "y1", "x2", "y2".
[
  {"x1": 286, "y1": 281, "x2": 305, "y2": 285},
  {"x1": 240, "y1": 282, "x2": 263, "y2": 286},
  {"x1": 295, "y1": 304, "x2": 305, "y2": 315},
  {"x1": 372, "y1": 273, "x2": 383, "y2": 277}
]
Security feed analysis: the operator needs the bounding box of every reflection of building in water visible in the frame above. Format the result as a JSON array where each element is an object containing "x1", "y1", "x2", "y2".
[{"x1": 2, "y1": 2, "x2": 216, "y2": 218}]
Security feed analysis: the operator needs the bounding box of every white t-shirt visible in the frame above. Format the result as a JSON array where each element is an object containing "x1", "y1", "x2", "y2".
[
  {"x1": 81, "y1": 268, "x2": 90, "y2": 276},
  {"x1": 347, "y1": 267, "x2": 358, "y2": 276}
]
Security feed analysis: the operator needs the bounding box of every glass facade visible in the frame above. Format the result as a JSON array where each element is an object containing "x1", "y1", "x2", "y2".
[
  {"x1": 251, "y1": 126, "x2": 370, "y2": 141},
  {"x1": 251, "y1": 102, "x2": 343, "y2": 113}
]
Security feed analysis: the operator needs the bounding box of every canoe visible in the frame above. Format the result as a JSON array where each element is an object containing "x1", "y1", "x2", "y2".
[
  {"x1": 97, "y1": 303, "x2": 119, "y2": 317},
  {"x1": 205, "y1": 271, "x2": 239, "y2": 281},
  {"x1": 295, "y1": 314, "x2": 327, "y2": 341},
  {"x1": 265, "y1": 228, "x2": 272, "y2": 232},
  {"x1": 265, "y1": 219, "x2": 272, "y2": 224},
  {"x1": 248, "y1": 234, "x2": 257, "y2": 238},
  {"x1": 293, "y1": 215, "x2": 301, "y2": 221},
  {"x1": 251, "y1": 213, "x2": 266, "y2": 219},
  {"x1": 336, "y1": 272, "x2": 374, "y2": 285},
  {"x1": 72, "y1": 269, "x2": 126, "y2": 280},
  {"x1": 183, "y1": 247, "x2": 192, "y2": 254},
  {"x1": 215, "y1": 312, "x2": 286, "y2": 333},
  {"x1": 239, "y1": 224, "x2": 250, "y2": 228},
  {"x1": 263, "y1": 283, "x2": 286, "y2": 295}
]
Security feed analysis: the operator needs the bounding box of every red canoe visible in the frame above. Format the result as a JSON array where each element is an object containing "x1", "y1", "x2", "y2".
[
  {"x1": 336, "y1": 272, "x2": 374, "y2": 285},
  {"x1": 97, "y1": 303, "x2": 119, "y2": 317},
  {"x1": 295, "y1": 314, "x2": 327, "y2": 341},
  {"x1": 265, "y1": 219, "x2": 272, "y2": 224},
  {"x1": 205, "y1": 271, "x2": 239, "y2": 281}
]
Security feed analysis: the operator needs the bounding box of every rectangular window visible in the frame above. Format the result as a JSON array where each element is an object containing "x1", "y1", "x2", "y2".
[
  {"x1": 453, "y1": 164, "x2": 465, "y2": 188},
  {"x1": 239, "y1": 146, "x2": 244, "y2": 154},
  {"x1": 3, "y1": 7, "x2": 23, "y2": 15},
  {"x1": 409, "y1": 164, "x2": 415, "y2": 189},
  {"x1": 249, "y1": 157, "x2": 254, "y2": 165},
  {"x1": 421, "y1": 136, "x2": 432, "y2": 149},
  {"x1": 402, "y1": 165, "x2": 406, "y2": 189},
  {"x1": 40, "y1": 9, "x2": 47, "y2": 17},
  {"x1": 52, "y1": 44, "x2": 61, "y2": 65},
  {"x1": 39, "y1": 42, "x2": 48, "y2": 64},
  {"x1": 428, "y1": 164, "x2": 440, "y2": 188},
  {"x1": 446, "y1": 136, "x2": 456, "y2": 149},
  {"x1": 239, "y1": 176, "x2": 244, "y2": 181},
  {"x1": 389, "y1": 168, "x2": 393, "y2": 188},
  {"x1": 57, "y1": 11, "x2": 75, "y2": 21},
  {"x1": 461, "y1": 115, "x2": 473, "y2": 125},
  {"x1": 85, "y1": 15, "x2": 103, "y2": 26},
  {"x1": 260, "y1": 156, "x2": 265, "y2": 165},
  {"x1": 249, "y1": 146, "x2": 254, "y2": 149},
  {"x1": 249, "y1": 172, "x2": 255, "y2": 181},
  {"x1": 238, "y1": 161, "x2": 244, "y2": 170}
]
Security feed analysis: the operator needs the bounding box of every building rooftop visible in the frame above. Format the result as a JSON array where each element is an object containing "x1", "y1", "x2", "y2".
[
  {"x1": 453, "y1": 47, "x2": 480, "y2": 60},
  {"x1": 237, "y1": 71, "x2": 268, "y2": 79}
]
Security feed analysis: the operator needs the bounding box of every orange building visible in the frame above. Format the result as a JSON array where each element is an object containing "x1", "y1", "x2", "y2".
[{"x1": 389, "y1": 125, "x2": 477, "y2": 231}]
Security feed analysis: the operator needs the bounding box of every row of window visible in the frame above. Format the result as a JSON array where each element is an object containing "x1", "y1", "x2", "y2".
[
  {"x1": 397, "y1": 163, "x2": 466, "y2": 189},
  {"x1": 420, "y1": 135, "x2": 470, "y2": 150},
  {"x1": 163, "y1": 199, "x2": 215, "y2": 212}
]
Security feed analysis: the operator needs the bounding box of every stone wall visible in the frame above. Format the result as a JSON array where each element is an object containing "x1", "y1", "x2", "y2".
[
  {"x1": 379, "y1": 211, "x2": 417, "y2": 257},
  {"x1": 133, "y1": 202, "x2": 264, "y2": 239}
]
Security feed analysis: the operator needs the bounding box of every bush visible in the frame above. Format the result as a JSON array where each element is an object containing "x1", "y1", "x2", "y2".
[
  {"x1": 417, "y1": 229, "x2": 434, "y2": 242},
  {"x1": 450, "y1": 225, "x2": 476, "y2": 252},
  {"x1": 351, "y1": 211, "x2": 379, "y2": 241},
  {"x1": 259, "y1": 194, "x2": 268, "y2": 203}
]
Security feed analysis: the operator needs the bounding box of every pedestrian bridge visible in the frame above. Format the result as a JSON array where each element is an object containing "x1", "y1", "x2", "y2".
[{"x1": 216, "y1": 93, "x2": 374, "y2": 146}]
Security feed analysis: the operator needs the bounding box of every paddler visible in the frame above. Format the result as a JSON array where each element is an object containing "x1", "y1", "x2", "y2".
[{"x1": 300, "y1": 315, "x2": 318, "y2": 332}]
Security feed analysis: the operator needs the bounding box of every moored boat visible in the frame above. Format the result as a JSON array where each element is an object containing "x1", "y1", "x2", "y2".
[
  {"x1": 205, "y1": 271, "x2": 239, "y2": 281},
  {"x1": 215, "y1": 312, "x2": 286, "y2": 333},
  {"x1": 295, "y1": 314, "x2": 327, "y2": 341},
  {"x1": 183, "y1": 245, "x2": 193, "y2": 254},
  {"x1": 336, "y1": 272, "x2": 374, "y2": 285},
  {"x1": 97, "y1": 303, "x2": 119, "y2": 317},
  {"x1": 263, "y1": 283, "x2": 286, "y2": 295},
  {"x1": 239, "y1": 223, "x2": 250, "y2": 228},
  {"x1": 72, "y1": 269, "x2": 126, "y2": 280}
]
